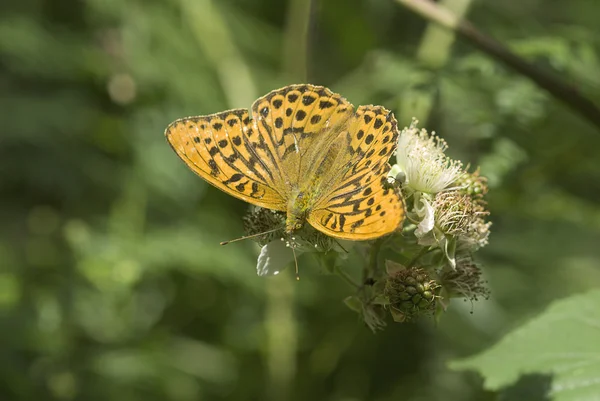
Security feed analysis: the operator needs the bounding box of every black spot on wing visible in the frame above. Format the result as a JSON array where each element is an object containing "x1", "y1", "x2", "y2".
[
  {"x1": 319, "y1": 100, "x2": 334, "y2": 109},
  {"x1": 323, "y1": 213, "x2": 333, "y2": 226},
  {"x1": 296, "y1": 110, "x2": 307, "y2": 121},
  {"x1": 224, "y1": 173, "x2": 243, "y2": 183},
  {"x1": 338, "y1": 214, "x2": 346, "y2": 231},
  {"x1": 350, "y1": 219, "x2": 364, "y2": 232},
  {"x1": 208, "y1": 159, "x2": 219, "y2": 176},
  {"x1": 302, "y1": 95, "x2": 316, "y2": 105}
]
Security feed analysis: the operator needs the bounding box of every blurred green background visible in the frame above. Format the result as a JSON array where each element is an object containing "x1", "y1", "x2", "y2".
[{"x1": 1, "y1": 0, "x2": 600, "y2": 400}]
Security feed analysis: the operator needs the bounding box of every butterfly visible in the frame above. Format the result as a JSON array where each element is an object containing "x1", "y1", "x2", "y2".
[{"x1": 165, "y1": 84, "x2": 405, "y2": 241}]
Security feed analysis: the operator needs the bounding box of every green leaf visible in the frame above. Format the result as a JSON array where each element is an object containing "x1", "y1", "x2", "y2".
[
  {"x1": 343, "y1": 295, "x2": 362, "y2": 313},
  {"x1": 450, "y1": 289, "x2": 600, "y2": 401}
]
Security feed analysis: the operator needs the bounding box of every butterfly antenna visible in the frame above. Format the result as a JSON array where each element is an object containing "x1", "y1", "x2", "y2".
[
  {"x1": 334, "y1": 239, "x2": 349, "y2": 254},
  {"x1": 220, "y1": 227, "x2": 282, "y2": 246},
  {"x1": 291, "y1": 245, "x2": 300, "y2": 281}
]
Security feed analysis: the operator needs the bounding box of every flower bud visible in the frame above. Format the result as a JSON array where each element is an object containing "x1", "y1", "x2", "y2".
[
  {"x1": 454, "y1": 168, "x2": 489, "y2": 204},
  {"x1": 242, "y1": 207, "x2": 285, "y2": 245},
  {"x1": 384, "y1": 267, "x2": 441, "y2": 322}
]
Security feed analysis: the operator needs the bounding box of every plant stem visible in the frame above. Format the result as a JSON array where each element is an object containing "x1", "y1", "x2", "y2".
[
  {"x1": 265, "y1": 275, "x2": 296, "y2": 401},
  {"x1": 407, "y1": 246, "x2": 429, "y2": 268},
  {"x1": 181, "y1": 0, "x2": 257, "y2": 107},
  {"x1": 365, "y1": 238, "x2": 385, "y2": 281},
  {"x1": 283, "y1": 0, "x2": 313, "y2": 82},
  {"x1": 395, "y1": 0, "x2": 600, "y2": 131},
  {"x1": 399, "y1": 0, "x2": 474, "y2": 124},
  {"x1": 335, "y1": 265, "x2": 361, "y2": 289}
]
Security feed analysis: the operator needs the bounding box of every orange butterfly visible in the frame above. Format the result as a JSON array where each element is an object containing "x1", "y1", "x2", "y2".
[{"x1": 165, "y1": 84, "x2": 404, "y2": 240}]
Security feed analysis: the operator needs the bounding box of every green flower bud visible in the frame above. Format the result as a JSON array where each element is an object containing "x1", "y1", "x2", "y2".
[
  {"x1": 384, "y1": 267, "x2": 441, "y2": 322},
  {"x1": 454, "y1": 168, "x2": 489, "y2": 203}
]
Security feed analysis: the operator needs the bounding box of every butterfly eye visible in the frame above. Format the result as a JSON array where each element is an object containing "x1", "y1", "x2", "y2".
[{"x1": 294, "y1": 222, "x2": 303, "y2": 230}]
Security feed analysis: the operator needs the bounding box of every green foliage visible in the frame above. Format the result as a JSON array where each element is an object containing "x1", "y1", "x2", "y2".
[
  {"x1": 450, "y1": 290, "x2": 600, "y2": 401},
  {"x1": 1, "y1": 0, "x2": 600, "y2": 400}
]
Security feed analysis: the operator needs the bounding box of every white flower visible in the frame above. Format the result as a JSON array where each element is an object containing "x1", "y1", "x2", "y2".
[
  {"x1": 411, "y1": 191, "x2": 491, "y2": 267},
  {"x1": 393, "y1": 120, "x2": 464, "y2": 194},
  {"x1": 414, "y1": 194, "x2": 435, "y2": 238}
]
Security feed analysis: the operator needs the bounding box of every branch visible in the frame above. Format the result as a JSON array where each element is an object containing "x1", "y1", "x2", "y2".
[{"x1": 395, "y1": 0, "x2": 600, "y2": 131}]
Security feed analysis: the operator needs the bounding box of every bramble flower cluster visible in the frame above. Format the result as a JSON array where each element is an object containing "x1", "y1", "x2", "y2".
[
  {"x1": 242, "y1": 119, "x2": 491, "y2": 330},
  {"x1": 391, "y1": 120, "x2": 491, "y2": 257}
]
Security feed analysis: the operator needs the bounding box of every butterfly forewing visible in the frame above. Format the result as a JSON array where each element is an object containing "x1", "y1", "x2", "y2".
[{"x1": 165, "y1": 109, "x2": 287, "y2": 210}]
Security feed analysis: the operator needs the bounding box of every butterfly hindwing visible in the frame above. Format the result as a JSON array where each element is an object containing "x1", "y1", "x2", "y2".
[
  {"x1": 307, "y1": 105, "x2": 404, "y2": 240},
  {"x1": 165, "y1": 110, "x2": 287, "y2": 210}
]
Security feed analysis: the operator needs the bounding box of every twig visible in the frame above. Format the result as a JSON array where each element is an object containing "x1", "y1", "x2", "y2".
[{"x1": 395, "y1": 0, "x2": 600, "y2": 131}]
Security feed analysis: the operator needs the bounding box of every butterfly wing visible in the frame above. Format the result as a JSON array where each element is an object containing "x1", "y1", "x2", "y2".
[
  {"x1": 166, "y1": 84, "x2": 355, "y2": 210},
  {"x1": 165, "y1": 109, "x2": 287, "y2": 210},
  {"x1": 251, "y1": 84, "x2": 354, "y2": 185},
  {"x1": 307, "y1": 105, "x2": 405, "y2": 240}
]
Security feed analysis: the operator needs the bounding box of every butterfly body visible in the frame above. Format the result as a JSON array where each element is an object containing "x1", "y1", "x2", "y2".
[
  {"x1": 286, "y1": 178, "x2": 325, "y2": 233},
  {"x1": 165, "y1": 84, "x2": 405, "y2": 241}
]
